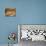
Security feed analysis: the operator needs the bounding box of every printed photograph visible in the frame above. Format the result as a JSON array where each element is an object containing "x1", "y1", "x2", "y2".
[
  {"x1": 5, "y1": 8, "x2": 16, "y2": 16},
  {"x1": 18, "y1": 25, "x2": 46, "y2": 46}
]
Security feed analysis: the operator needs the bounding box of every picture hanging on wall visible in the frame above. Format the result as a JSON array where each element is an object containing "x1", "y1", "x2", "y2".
[
  {"x1": 18, "y1": 24, "x2": 46, "y2": 42},
  {"x1": 5, "y1": 8, "x2": 16, "y2": 16}
]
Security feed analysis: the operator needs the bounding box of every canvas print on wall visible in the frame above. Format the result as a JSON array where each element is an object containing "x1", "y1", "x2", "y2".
[
  {"x1": 5, "y1": 8, "x2": 16, "y2": 16},
  {"x1": 18, "y1": 24, "x2": 46, "y2": 42}
]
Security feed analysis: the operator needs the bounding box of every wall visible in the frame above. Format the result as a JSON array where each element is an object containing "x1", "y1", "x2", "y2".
[{"x1": 0, "y1": 0, "x2": 46, "y2": 44}]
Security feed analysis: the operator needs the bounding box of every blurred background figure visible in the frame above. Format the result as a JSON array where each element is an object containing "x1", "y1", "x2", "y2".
[{"x1": 8, "y1": 32, "x2": 16, "y2": 46}]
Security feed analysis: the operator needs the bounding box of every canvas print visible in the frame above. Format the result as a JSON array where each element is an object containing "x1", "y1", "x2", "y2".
[
  {"x1": 18, "y1": 24, "x2": 46, "y2": 46},
  {"x1": 5, "y1": 8, "x2": 16, "y2": 16},
  {"x1": 18, "y1": 25, "x2": 46, "y2": 41}
]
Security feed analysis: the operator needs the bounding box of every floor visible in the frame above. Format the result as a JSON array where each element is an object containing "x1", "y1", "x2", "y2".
[
  {"x1": 19, "y1": 39, "x2": 46, "y2": 46},
  {"x1": 0, "y1": 40, "x2": 46, "y2": 46},
  {"x1": 0, "y1": 44, "x2": 18, "y2": 46}
]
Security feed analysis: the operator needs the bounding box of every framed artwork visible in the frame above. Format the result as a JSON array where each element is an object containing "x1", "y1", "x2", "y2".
[
  {"x1": 18, "y1": 24, "x2": 46, "y2": 41},
  {"x1": 5, "y1": 8, "x2": 16, "y2": 16}
]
